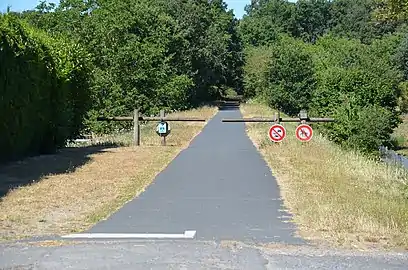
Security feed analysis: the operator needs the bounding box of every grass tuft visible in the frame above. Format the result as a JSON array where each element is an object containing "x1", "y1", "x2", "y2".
[{"x1": 393, "y1": 114, "x2": 408, "y2": 157}]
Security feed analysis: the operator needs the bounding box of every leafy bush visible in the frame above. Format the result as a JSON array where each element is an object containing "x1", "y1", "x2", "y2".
[
  {"x1": 243, "y1": 36, "x2": 315, "y2": 115},
  {"x1": 323, "y1": 104, "x2": 397, "y2": 154},
  {"x1": 32, "y1": 31, "x2": 92, "y2": 142},
  {"x1": 242, "y1": 46, "x2": 273, "y2": 100},
  {"x1": 310, "y1": 35, "x2": 403, "y2": 153},
  {"x1": 0, "y1": 14, "x2": 91, "y2": 162},
  {"x1": 264, "y1": 35, "x2": 316, "y2": 116}
]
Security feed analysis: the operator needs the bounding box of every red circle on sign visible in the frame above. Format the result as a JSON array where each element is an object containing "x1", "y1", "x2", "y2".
[
  {"x1": 295, "y1": 124, "x2": 313, "y2": 142},
  {"x1": 269, "y1": 124, "x2": 286, "y2": 142}
]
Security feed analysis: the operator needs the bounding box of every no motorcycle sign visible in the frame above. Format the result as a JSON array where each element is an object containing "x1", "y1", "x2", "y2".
[{"x1": 295, "y1": 124, "x2": 313, "y2": 142}]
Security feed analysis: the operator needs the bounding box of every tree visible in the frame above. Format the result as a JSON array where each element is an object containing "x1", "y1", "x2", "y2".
[
  {"x1": 264, "y1": 35, "x2": 316, "y2": 115},
  {"x1": 375, "y1": 0, "x2": 408, "y2": 22},
  {"x1": 21, "y1": 0, "x2": 245, "y2": 133},
  {"x1": 239, "y1": 0, "x2": 295, "y2": 46},
  {"x1": 330, "y1": 0, "x2": 397, "y2": 43},
  {"x1": 292, "y1": 0, "x2": 332, "y2": 43}
]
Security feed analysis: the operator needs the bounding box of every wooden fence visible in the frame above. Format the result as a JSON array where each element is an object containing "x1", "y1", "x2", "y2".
[{"x1": 97, "y1": 109, "x2": 207, "y2": 146}]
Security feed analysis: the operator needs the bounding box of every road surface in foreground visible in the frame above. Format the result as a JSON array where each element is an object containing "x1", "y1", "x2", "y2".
[{"x1": 2, "y1": 240, "x2": 408, "y2": 269}]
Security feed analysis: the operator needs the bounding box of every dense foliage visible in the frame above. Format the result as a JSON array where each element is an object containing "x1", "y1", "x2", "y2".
[
  {"x1": 310, "y1": 35, "x2": 403, "y2": 153},
  {"x1": 263, "y1": 35, "x2": 316, "y2": 115},
  {"x1": 0, "y1": 14, "x2": 91, "y2": 162},
  {"x1": 3, "y1": 0, "x2": 408, "y2": 160},
  {"x1": 21, "y1": 0, "x2": 244, "y2": 134},
  {"x1": 1, "y1": 0, "x2": 244, "y2": 162},
  {"x1": 241, "y1": 0, "x2": 408, "y2": 154},
  {"x1": 375, "y1": 0, "x2": 408, "y2": 22}
]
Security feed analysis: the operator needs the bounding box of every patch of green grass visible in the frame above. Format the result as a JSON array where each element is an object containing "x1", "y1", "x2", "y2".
[{"x1": 393, "y1": 114, "x2": 408, "y2": 157}]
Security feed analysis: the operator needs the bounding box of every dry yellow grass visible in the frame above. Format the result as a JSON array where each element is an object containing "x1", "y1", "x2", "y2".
[
  {"x1": 241, "y1": 103, "x2": 408, "y2": 250},
  {"x1": 0, "y1": 106, "x2": 217, "y2": 241}
]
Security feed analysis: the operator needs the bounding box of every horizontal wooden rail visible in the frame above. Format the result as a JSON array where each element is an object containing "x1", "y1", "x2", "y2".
[
  {"x1": 222, "y1": 117, "x2": 335, "y2": 123},
  {"x1": 142, "y1": 117, "x2": 206, "y2": 122},
  {"x1": 97, "y1": 116, "x2": 132, "y2": 121},
  {"x1": 97, "y1": 109, "x2": 207, "y2": 147},
  {"x1": 97, "y1": 116, "x2": 206, "y2": 122}
]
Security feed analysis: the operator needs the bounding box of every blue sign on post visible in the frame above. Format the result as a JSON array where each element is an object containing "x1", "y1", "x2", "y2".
[
  {"x1": 158, "y1": 122, "x2": 166, "y2": 133},
  {"x1": 156, "y1": 121, "x2": 171, "y2": 137}
]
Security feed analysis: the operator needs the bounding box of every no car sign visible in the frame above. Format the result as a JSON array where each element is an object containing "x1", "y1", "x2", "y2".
[{"x1": 268, "y1": 124, "x2": 286, "y2": 143}]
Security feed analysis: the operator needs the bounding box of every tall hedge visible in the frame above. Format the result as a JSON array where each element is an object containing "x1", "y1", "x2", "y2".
[{"x1": 0, "y1": 15, "x2": 91, "y2": 163}]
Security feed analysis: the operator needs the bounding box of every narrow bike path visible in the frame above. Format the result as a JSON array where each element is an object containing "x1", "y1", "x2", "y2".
[{"x1": 87, "y1": 108, "x2": 304, "y2": 244}]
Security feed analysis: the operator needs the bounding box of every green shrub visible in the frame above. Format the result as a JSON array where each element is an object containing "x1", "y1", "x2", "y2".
[
  {"x1": 393, "y1": 32, "x2": 408, "y2": 112},
  {"x1": 310, "y1": 35, "x2": 403, "y2": 153},
  {"x1": 324, "y1": 104, "x2": 397, "y2": 154},
  {"x1": 32, "y1": 31, "x2": 92, "y2": 142},
  {"x1": 242, "y1": 33, "x2": 405, "y2": 155},
  {"x1": 264, "y1": 35, "x2": 316, "y2": 116},
  {"x1": 242, "y1": 46, "x2": 273, "y2": 100}
]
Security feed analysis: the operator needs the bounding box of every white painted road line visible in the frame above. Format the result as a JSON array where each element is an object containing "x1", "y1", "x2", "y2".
[{"x1": 61, "y1": 230, "x2": 197, "y2": 239}]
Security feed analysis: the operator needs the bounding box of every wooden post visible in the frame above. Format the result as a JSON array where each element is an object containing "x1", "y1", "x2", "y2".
[
  {"x1": 133, "y1": 109, "x2": 140, "y2": 146},
  {"x1": 160, "y1": 110, "x2": 166, "y2": 146},
  {"x1": 274, "y1": 111, "x2": 281, "y2": 124},
  {"x1": 299, "y1": 109, "x2": 308, "y2": 124}
]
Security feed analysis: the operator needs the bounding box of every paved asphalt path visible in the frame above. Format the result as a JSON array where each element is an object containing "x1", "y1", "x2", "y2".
[
  {"x1": 86, "y1": 108, "x2": 303, "y2": 244},
  {"x1": 1, "y1": 108, "x2": 408, "y2": 269}
]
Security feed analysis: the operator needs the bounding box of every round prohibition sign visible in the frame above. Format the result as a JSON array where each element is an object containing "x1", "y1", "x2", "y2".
[
  {"x1": 295, "y1": 124, "x2": 313, "y2": 142},
  {"x1": 268, "y1": 124, "x2": 286, "y2": 142}
]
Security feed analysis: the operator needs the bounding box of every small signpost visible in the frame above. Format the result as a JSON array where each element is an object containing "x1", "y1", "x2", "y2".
[
  {"x1": 268, "y1": 124, "x2": 286, "y2": 143},
  {"x1": 156, "y1": 121, "x2": 170, "y2": 136},
  {"x1": 156, "y1": 110, "x2": 171, "y2": 146},
  {"x1": 295, "y1": 124, "x2": 313, "y2": 142},
  {"x1": 156, "y1": 121, "x2": 171, "y2": 146}
]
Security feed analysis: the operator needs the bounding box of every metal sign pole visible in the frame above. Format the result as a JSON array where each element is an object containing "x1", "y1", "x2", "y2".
[
  {"x1": 160, "y1": 110, "x2": 166, "y2": 146},
  {"x1": 133, "y1": 109, "x2": 140, "y2": 146}
]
